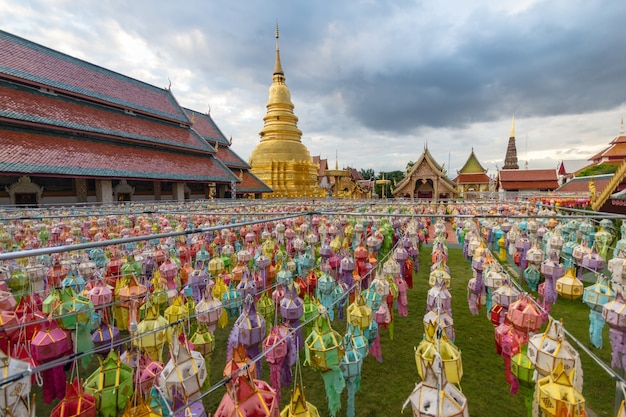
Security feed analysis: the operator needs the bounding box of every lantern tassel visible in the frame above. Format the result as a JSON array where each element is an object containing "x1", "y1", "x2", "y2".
[
  {"x1": 589, "y1": 310, "x2": 604, "y2": 349},
  {"x1": 76, "y1": 324, "x2": 94, "y2": 368},
  {"x1": 269, "y1": 363, "x2": 282, "y2": 405},
  {"x1": 42, "y1": 365, "x2": 66, "y2": 404},
  {"x1": 368, "y1": 335, "x2": 382, "y2": 363},
  {"x1": 321, "y1": 368, "x2": 345, "y2": 417},
  {"x1": 218, "y1": 307, "x2": 228, "y2": 328},
  {"x1": 346, "y1": 375, "x2": 361, "y2": 417}
]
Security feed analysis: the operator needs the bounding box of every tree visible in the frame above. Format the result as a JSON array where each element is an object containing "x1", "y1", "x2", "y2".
[
  {"x1": 360, "y1": 168, "x2": 375, "y2": 180},
  {"x1": 406, "y1": 161, "x2": 415, "y2": 173},
  {"x1": 375, "y1": 170, "x2": 405, "y2": 198}
]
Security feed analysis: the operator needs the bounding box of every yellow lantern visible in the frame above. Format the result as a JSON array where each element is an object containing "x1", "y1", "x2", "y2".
[
  {"x1": 135, "y1": 303, "x2": 171, "y2": 362},
  {"x1": 556, "y1": 268, "x2": 584, "y2": 300},
  {"x1": 346, "y1": 295, "x2": 372, "y2": 331},
  {"x1": 415, "y1": 321, "x2": 463, "y2": 386},
  {"x1": 537, "y1": 362, "x2": 585, "y2": 417}
]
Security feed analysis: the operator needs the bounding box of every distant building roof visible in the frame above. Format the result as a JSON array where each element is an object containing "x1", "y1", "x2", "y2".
[
  {"x1": 458, "y1": 149, "x2": 487, "y2": 174},
  {"x1": 499, "y1": 169, "x2": 559, "y2": 191},
  {"x1": 588, "y1": 134, "x2": 626, "y2": 163},
  {"x1": 555, "y1": 174, "x2": 613, "y2": 193},
  {"x1": 453, "y1": 172, "x2": 491, "y2": 184},
  {"x1": 557, "y1": 160, "x2": 591, "y2": 176}
]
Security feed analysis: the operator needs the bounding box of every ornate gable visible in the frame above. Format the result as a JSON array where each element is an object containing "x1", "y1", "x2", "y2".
[{"x1": 392, "y1": 147, "x2": 457, "y2": 199}]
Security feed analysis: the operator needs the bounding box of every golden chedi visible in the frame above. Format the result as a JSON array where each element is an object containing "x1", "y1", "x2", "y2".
[{"x1": 249, "y1": 26, "x2": 323, "y2": 199}]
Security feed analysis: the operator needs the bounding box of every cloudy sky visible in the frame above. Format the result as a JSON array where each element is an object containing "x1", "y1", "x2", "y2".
[{"x1": 1, "y1": 0, "x2": 625, "y2": 176}]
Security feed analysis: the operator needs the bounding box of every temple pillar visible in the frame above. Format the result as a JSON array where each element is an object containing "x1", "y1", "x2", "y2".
[
  {"x1": 96, "y1": 180, "x2": 113, "y2": 203},
  {"x1": 173, "y1": 182, "x2": 185, "y2": 201},
  {"x1": 75, "y1": 178, "x2": 87, "y2": 203},
  {"x1": 154, "y1": 181, "x2": 162, "y2": 200}
]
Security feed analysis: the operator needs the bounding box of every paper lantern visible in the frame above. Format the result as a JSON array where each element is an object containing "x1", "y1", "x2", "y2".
[
  {"x1": 415, "y1": 321, "x2": 463, "y2": 386},
  {"x1": 556, "y1": 268, "x2": 584, "y2": 300},
  {"x1": 91, "y1": 322, "x2": 121, "y2": 356},
  {"x1": 213, "y1": 368, "x2": 279, "y2": 417},
  {"x1": 31, "y1": 319, "x2": 73, "y2": 363},
  {"x1": 304, "y1": 311, "x2": 345, "y2": 415},
  {"x1": 280, "y1": 382, "x2": 320, "y2": 417},
  {"x1": 492, "y1": 282, "x2": 520, "y2": 310},
  {"x1": 403, "y1": 357, "x2": 469, "y2": 417},
  {"x1": 159, "y1": 339, "x2": 207, "y2": 402},
  {"x1": 423, "y1": 309, "x2": 455, "y2": 341},
  {"x1": 528, "y1": 318, "x2": 579, "y2": 377},
  {"x1": 347, "y1": 295, "x2": 372, "y2": 330},
  {"x1": 84, "y1": 350, "x2": 134, "y2": 417},
  {"x1": 0, "y1": 349, "x2": 32, "y2": 416},
  {"x1": 135, "y1": 303, "x2": 171, "y2": 362},
  {"x1": 583, "y1": 274, "x2": 614, "y2": 312},
  {"x1": 536, "y1": 362, "x2": 585, "y2": 417},
  {"x1": 51, "y1": 378, "x2": 97, "y2": 417},
  {"x1": 510, "y1": 346, "x2": 535, "y2": 388},
  {"x1": 507, "y1": 295, "x2": 545, "y2": 341}
]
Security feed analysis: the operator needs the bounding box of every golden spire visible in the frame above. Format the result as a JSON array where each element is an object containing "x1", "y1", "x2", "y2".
[
  {"x1": 510, "y1": 115, "x2": 515, "y2": 137},
  {"x1": 620, "y1": 115, "x2": 624, "y2": 135},
  {"x1": 273, "y1": 23, "x2": 284, "y2": 78},
  {"x1": 335, "y1": 150, "x2": 338, "y2": 170}
]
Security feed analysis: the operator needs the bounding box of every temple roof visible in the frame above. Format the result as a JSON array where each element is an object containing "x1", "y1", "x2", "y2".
[
  {"x1": 588, "y1": 134, "x2": 626, "y2": 162},
  {"x1": 458, "y1": 149, "x2": 487, "y2": 174},
  {"x1": 0, "y1": 82, "x2": 212, "y2": 152},
  {"x1": 0, "y1": 30, "x2": 189, "y2": 124},
  {"x1": 498, "y1": 169, "x2": 559, "y2": 190},
  {"x1": 453, "y1": 172, "x2": 491, "y2": 184},
  {"x1": 236, "y1": 170, "x2": 273, "y2": 193},
  {"x1": 186, "y1": 108, "x2": 231, "y2": 146},
  {"x1": 0, "y1": 126, "x2": 237, "y2": 182},
  {"x1": 393, "y1": 146, "x2": 457, "y2": 195},
  {"x1": 555, "y1": 174, "x2": 613, "y2": 193}
]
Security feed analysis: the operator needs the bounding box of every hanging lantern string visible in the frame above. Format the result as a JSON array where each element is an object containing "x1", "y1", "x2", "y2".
[
  {"x1": 474, "y1": 223, "x2": 626, "y2": 386},
  {"x1": 167, "y1": 228, "x2": 403, "y2": 417},
  {"x1": 0, "y1": 212, "x2": 312, "y2": 262},
  {"x1": 0, "y1": 211, "x2": 402, "y2": 389}
]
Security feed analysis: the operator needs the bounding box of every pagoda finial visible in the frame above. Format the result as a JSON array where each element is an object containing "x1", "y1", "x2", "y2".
[
  {"x1": 620, "y1": 115, "x2": 624, "y2": 135},
  {"x1": 273, "y1": 23, "x2": 284, "y2": 77},
  {"x1": 510, "y1": 115, "x2": 515, "y2": 137},
  {"x1": 335, "y1": 150, "x2": 338, "y2": 170}
]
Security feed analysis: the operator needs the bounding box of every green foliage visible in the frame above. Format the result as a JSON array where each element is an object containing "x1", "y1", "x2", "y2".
[
  {"x1": 577, "y1": 163, "x2": 618, "y2": 177},
  {"x1": 375, "y1": 170, "x2": 405, "y2": 198},
  {"x1": 360, "y1": 168, "x2": 375, "y2": 180}
]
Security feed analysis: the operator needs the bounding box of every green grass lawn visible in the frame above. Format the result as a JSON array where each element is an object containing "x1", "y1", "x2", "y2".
[{"x1": 33, "y1": 245, "x2": 618, "y2": 416}]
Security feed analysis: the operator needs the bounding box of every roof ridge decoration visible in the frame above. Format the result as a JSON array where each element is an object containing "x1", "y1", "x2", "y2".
[
  {"x1": 458, "y1": 148, "x2": 487, "y2": 174},
  {"x1": 0, "y1": 29, "x2": 190, "y2": 124}
]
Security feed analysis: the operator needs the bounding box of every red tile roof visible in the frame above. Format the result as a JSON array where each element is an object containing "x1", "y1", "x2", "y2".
[
  {"x1": 237, "y1": 170, "x2": 272, "y2": 192},
  {"x1": 0, "y1": 30, "x2": 188, "y2": 123},
  {"x1": 453, "y1": 172, "x2": 491, "y2": 184},
  {"x1": 214, "y1": 146, "x2": 249, "y2": 169},
  {"x1": 0, "y1": 83, "x2": 211, "y2": 152},
  {"x1": 185, "y1": 109, "x2": 231, "y2": 145},
  {"x1": 499, "y1": 169, "x2": 559, "y2": 190},
  {"x1": 556, "y1": 176, "x2": 611, "y2": 193},
  {"x1": 0, "y1": 127, "x2": 237, "y2": 182}
]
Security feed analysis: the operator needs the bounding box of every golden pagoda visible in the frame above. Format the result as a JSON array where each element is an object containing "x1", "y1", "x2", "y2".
[{"x1": 249, "y1": 26, "x2": 324, "y2": 199}]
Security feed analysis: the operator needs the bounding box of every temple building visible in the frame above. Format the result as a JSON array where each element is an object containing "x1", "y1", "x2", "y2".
[
  {"x1": 248, "y1": 27, "x2": 324, "y2": 199},
  {"x1": 313, "y1": 156, "x2": 373, "y2": 199},
  {"x1": 392, "y1": 146, "x2": 457, "y2": 201},
  {"x1": 0, "y1": 29, "x2": 269, "y2": 205},
  {"x1": 452, "y1": 149, "x2": 492, "y2": 197},
  {"x1": 503, "y1": 117, "x2": 519, "y2": 169}
]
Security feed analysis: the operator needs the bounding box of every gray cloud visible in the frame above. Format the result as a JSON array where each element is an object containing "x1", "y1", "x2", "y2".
[{"x1": 1, "y1": 0, "x2": 624, "y2": 174}]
